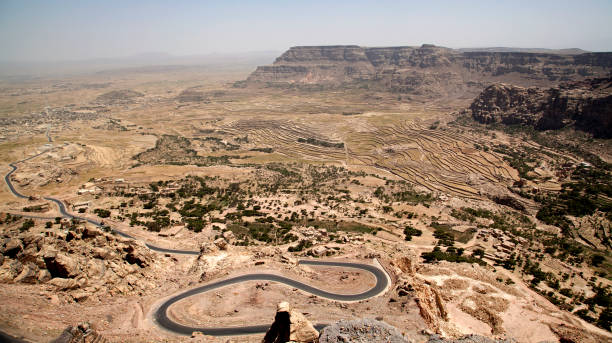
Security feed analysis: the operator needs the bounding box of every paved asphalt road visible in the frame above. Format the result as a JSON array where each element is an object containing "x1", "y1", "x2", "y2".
[
  {"x1": 3, "y1": 146, "x2": 204, "y2": 257},
  {"x1": 154, "y1": 259, "x2": 389, "y2": 336}
]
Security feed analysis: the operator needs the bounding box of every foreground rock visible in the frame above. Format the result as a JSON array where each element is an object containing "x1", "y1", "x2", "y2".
[
  {"x1": 426, "y1": 334, "x2": 514, "y2": 343},
  {"x1": 391, "y1": 255, "x2": 455, "y2": 336},
  {"x1": 319, "y1": 319, "x2": 411, "y2": 343},
  {"x1": 0, "y1": 220, "x2": 158, "y2": 298},
  {"x1": 50, "y1": 322, "x2": 108, "y2": 343},
  {"x1": 262, "y1": 301, "x2": 319, "y2": 343},
  {"x1": 470, "y1": 77, "x2": 612, "y2": 137}
]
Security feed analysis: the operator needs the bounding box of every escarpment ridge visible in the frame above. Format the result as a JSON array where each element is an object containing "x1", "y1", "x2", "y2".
[
  {"x1": 470, "y1": 77, "x2": 612, "y2": 138},
  {"x1": 247, "y1": 44, "x2": 612, "y2": 97}
]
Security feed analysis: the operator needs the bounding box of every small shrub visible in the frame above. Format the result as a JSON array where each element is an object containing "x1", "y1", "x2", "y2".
[{"x1": 20, "y1": 219, "x2": 35, "y2": 232}]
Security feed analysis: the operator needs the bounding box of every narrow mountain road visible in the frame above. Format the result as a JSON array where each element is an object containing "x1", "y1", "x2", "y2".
[
  {"x1": 3, "y1": 149, "x2": 199, "y2": 255},
  {"x1": 154, "y1": 260, "x2": 389, "y2": 336}
]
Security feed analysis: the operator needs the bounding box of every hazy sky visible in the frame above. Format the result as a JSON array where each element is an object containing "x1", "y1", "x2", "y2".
[{"x1": 1, "y1": 0, "x2": 612, "y2": 62}]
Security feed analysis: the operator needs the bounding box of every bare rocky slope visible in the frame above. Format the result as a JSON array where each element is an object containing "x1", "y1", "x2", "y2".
[
  {"x1": 0, "y1": 219, "x2": 158, "y2": 299},
  {"x1": 260, "y1": 301, "x2": 519, "y2": 343},
  {"x1": 469, "y1": 77, "x2": 612, "y2": 137},
  {"x1": 246, "y1": 45, "x2": 612, "y2": 98}
]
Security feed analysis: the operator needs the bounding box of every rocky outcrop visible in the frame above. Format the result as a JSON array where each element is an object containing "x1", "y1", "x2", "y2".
[
  {"x1": 470, "y1": 77, "x2": 612, "y2": 137},
  {"x1": 390, "y1": 256, "x2": 465, "y2": 337},
  {"x1": 2, "y1": 238, "x2": 23, "y2": 258},
  {"x1": 391, "y1": 254, "x2": 418, "y2": 276},
  {"x1": 0, "y1": 220, "x2": 156, "y2": 298},
  {"x1": 469, "y1": 84, "x2": 546, "y2": 125},
  {"x1": 317, "y1": 319, "x2": 519, "y2": 343},
  {"x1": 50, "y1": 322, "x2": 108, "y2": 343},
  {"x1": 44, "y1": 252, "x2": 79, "y2": 278},
  {"x1": 213, "y1": 237, "x2": 228, "y2": 250},
  {"x1": 319, "y1": 319, "x2": 412, "y2": 343},
  {"x1": 262, "y1": 301, "x2": 319, "y2": 343},
  {"x1": 426, "y1": 334, "x2": 515, "y2": 343},
  {"x1": 247, "y1": 45, "x2": 612, "y2": 98},
  {"x1": 395, "y1": 277, "x2": 450, "y2": 335},
  {"x1": 547, "y1": 323, "x2": 612, "y2": 343}
]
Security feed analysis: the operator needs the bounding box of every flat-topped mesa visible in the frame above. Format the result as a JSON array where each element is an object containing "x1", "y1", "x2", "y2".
[
  {"x1": 274, "y1": 45, "x2": 369, "y2": 63},
  {"x1": 246, "y1": 44, "x2": 612, "y2": 98},
  {"x1": 272, "y1": 44, "x2": 456, "y2": 66}
]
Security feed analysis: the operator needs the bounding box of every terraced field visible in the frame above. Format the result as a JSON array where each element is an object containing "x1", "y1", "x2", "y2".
[
  {"x1": 221, "y1": 118, "x2": 519, "y2": 198},
  {"x1": 222, "y1": 119, "x2": 347, "y2": 162},
  {"x1": 346, "y1": 121, "x2": 519, "y2": 198}
]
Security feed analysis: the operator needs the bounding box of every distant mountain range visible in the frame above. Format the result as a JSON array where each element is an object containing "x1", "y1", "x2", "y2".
[{"x1": 0, "y1": 51, "x2": 281, "y2": 78}]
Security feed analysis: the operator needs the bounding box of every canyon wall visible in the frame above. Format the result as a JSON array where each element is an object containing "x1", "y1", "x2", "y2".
[{"x1": 470, "y1": 77, "x2": 612, "y2": 138}]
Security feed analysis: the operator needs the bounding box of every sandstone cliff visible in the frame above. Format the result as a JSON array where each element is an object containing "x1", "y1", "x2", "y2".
[
  {"x1": 246, "y1": 45, "x2": 612, "y2": 98},
  {"x1": 470, "y1": 77, "x2": 612, "y2": 137}
]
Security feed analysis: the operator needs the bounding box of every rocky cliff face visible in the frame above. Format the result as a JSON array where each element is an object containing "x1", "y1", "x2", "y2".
[
  {"x1": 470, "y1": 77, "x2": 612, "y2": 137},
  {"x1": 247, "y1": 45, "x2": 612, "y2": 97}
]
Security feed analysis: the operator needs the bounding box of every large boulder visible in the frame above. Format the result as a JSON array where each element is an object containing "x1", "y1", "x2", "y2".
[
  {"x1": 214, "y1": 238, "x2": 228, "y2": 250},
  {"x1": 21, "y1": 233, "x2": 43, "y2": 250},
  {"x1": 92, "y1": 247, "x2": 111, "y2": 260},
  {"x1": 262, "y1": 302, "x2": 319, "y2": 343},
  {"x1": 48, "y1": 278, "x2": 79, "y2": 290},
  {"x1": 392, "y1": 255, "x2": 417, "y2": 276},
  {"x1": 0, "y1": 260, "x2": 22, "y2": 282},
  {"x1": 123, "y1": 244, "x2": 150, "y2": 268},
  {"x1": 309, "y1": 245, "x2": 328, "y2": 257},
  {"x1": 81, "y1": 227, "x2": 103, "y2": 240},
  {"x1": 38, "y1": 269, "x2": 52, "y2": 283},
  {"x1": 2, "y1": 238, "x2": 23, "y2": 258},
  {"x1": 13, "y1": 263, "x2": 39, "y2": 283},
  {"x1": 50, "y1": 322, "x2": 108, "y2": 343},
  {"x1": 44, "y1": 252, "x2": 79, "y2": 278},
  {"x1": 279, "y1": 253, "x2": 297, "y2": 265}
]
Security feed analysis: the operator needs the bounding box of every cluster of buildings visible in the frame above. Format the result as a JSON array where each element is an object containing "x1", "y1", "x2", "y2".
[{"x1": 476, "y1": 228, "x2": 528, "y2": 261}]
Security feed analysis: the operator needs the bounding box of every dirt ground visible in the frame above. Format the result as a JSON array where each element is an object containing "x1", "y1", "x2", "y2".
[{"x1": 1, "y1": 66, "x2": 611, "y2": 343}]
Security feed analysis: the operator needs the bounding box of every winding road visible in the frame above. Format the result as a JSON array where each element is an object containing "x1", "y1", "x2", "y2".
[
  {"x1": 4, "y1": 148, "x2": 198, "y2": 255},
  {"x1": 4, "y1": 149, "x2": 54, "y2": 199},
  {"x1": 155, "y1": 260, "x2": 389, "y2": 335},
  {"x1": 3, "y1": 141, "x2": 391, "y2": 336}
]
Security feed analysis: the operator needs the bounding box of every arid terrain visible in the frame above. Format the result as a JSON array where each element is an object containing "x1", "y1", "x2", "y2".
[{"x1": 1, "y1": 45, "x2": 611, "y2": 343}]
